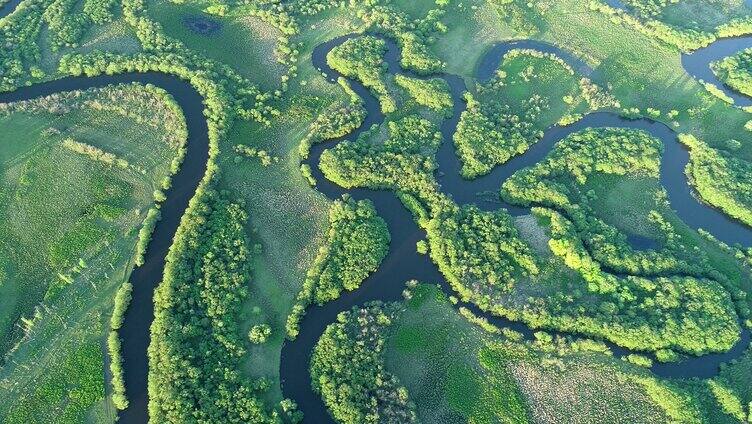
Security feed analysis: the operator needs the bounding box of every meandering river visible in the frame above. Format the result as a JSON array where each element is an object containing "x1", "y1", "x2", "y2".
[
  {"x1": 2, "y1": 4, "x2": 752, "y2": 422},
  {"x1": 280, "y1": 34, "x2": 752, "y2": 423}
]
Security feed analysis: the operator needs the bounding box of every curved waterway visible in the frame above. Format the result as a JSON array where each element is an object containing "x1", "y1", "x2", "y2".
[
  {"x1": 280, "y1": 34, "x2": 752, "y2": 423},
  {"x1": 0, "y1": 73, "x2": 210, "y2": 424}
]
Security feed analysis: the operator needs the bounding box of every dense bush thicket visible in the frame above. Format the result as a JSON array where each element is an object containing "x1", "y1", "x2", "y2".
[
  {"x1": 394, "y1": 74, "x2": 453, "y2": 116},
  {"x1": 453, "y1": 91, "x2": 544, "y2": 179},
  {"x1": 61, "y1": 138, "x2": 129, "y2": 168},
  {"x1": 310, "y1": 303, "x2": 417, "y2": 424},
  {"x1": 679, "y1": 134, "x2": 752, "y2": 227},
  {"x1": 712, "y1": 48, "x2": 752, "y2": 97},
  {"x1": 501, "y1": 128, "x2": 661, "y2": 206},
  {"x1": 425, "y1": 204, "x2": 539, "y2": 298},
  {"x1": 298, "y1": 79, "x2": 366, "y2": 159},
  {"x1": 133, "y1": 207, "x2": 160, "y2": 267},
  {"x1": 490, "y1": 0, "x2": 543, "y2": 35},
  {"x1": 495, "y1": 128, "x2": 742, "y2": 353},
  {"x1": 327, "y1": 36, "x2": 395, "y2": 113},
  {"x1": 108, "y1": 282, "x2": 132, "y2": 410},
  {"x1": 530, "y1": 207, "x2": 740, "y2": 354},
  {"x1": 320, "y1": 115, "x2": 443, "y2": 202},
  {"x1": 147, "y1": 191, "x2": 280, "y2": 422},
  {"x1": 320, "y1": 112, "x2": 743, "y2": 354},
  {"x1": 286, "y1": 196, "x2": 389, "y2": 339}
]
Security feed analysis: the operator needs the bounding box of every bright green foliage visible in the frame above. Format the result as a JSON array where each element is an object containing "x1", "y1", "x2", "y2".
[
  {"x1": 249, "y1": 323, "x2": 272, "y2": 344},
  {"x1": 681, "y1": 134, "x2": 752, "y2": 227},
  {"x1": 712, "y1": 47, "x2": 752, "y2": 97},
  {"x1": 299, "y1": 79, "x2": 366, "y2": 159},
  {"x1": 310, "y1": 303, "x2": 417, "y2": 424},
  {"x1": 502, "y1": 128, "x2": 661, "y2": 207},
  {"x1": 286, "y1": 196, "x2": 389, "y2": 339},
  {"x1": 708, "y1": 380, "x2": 747, "y2": 421},
  {"x1": 326, "y1": 36, "x2": 396, "y2": 113},
  {"x1": 319, "y1": 115, "x2": 442, "y2": 197},
  {"x1": 426, "y1": 204, "x2": 539, "y2": 298},
  {"x1": 395, "y1": 74, "x2": 453, "y2": 116},
  {"x1": 108, "y1": 281, "x2": 132, "y2": 409},
  {"x1": 110, "y1": 282, "x2": 132, "y2": 330},
  {"x1": 108, "y1": 330, "x2": 128, "y2": 410},
  {"x1": 490, "y1": 0, "x2": 543, "y2": 35},
  {"x1": 147, "y1": 192, "x2": 276, "y2": 423},
  {"x1": 134, "y1": 207, "x2": 160, "y2": 267},
  {"x1": 530, "y1": 207, "x2": 739, "y2": 355}
]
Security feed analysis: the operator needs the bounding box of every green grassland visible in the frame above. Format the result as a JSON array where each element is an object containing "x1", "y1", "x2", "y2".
[
  {"x1": 385, "y1": 284, "x2": 703, "y2": 423},
  {"x1": 0, "y1": 85, "x2": 180, "y2": 422},
  {"x1": 146, "y1": 0, "x2": 286, "y2": 91}
]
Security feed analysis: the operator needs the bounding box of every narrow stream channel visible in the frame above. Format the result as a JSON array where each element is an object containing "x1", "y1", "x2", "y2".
[{"x1": 3, "y1": 3, "x2": 752, "y2": 422}]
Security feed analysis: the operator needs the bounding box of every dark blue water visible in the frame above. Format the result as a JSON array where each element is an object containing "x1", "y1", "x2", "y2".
[
  {"x1": 279, "y1": 34, "x2": 752, "y2": 423},
  {"x1": 0, "y1": 0, "x2": 21, "y2": 19}
]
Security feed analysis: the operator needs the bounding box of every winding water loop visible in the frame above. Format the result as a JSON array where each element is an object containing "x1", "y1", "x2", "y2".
[{"x1": 2, "y1": 2, "x2": 752, "y2": 422}]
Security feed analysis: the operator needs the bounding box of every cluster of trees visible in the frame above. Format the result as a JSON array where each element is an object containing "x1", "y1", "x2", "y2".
[
  {"x1": 620, "y1": 0, "x2": 676, "y2": 18},
  {"x1": 319, "y1": 115, "x2": 443, "y2": 204},
  {"x1": 286, "y1": 196, "x2": 389, "y2": 339},
  {"x1": 453, "y1": 92, "x2": 545, "y2": 179},
  {"x1": 680, "y1": 134, "x2": 752, "y2": 228},
  {"x1": 491, "y1": 0, "x2": 543, "y2": 36},
  {"x1": 249, "y1": 324, "x2": 272, "y2": 344},
  {"x1": 327, "y1": 36, "x2": 396, "y2": 113},
  {"x1": 298, "y1": 79, "x2": 366, "y2": 159},
  {"x1": 42, "y1": 0, "x2": 116, "y2": 50},
  {"x1": 134, "y1": 207, "x2": 160, "y2": 267},
  {"x1": 425, "y1": 203, "x2": 540, "y2": 300},
  {"x1": 310, "y1": 302, "x2": 417, "y2": 424},
  {"x1": 234, "y1": 144, "x2": 278, "y2": 166},
  {"x1": 108, "y1": 282, "x2": 133, "y2": 410},
  {"x1": 501, "y1": 128, "x2": 661, "y2": 206},
  {"x1": 588, "y1": 1, "x2": 716, "y2": 52},
  {"x1": 394, "y1": 74, "x2": 453, "y2": 116},
  {"x1": 524, "y1": 207, "x2": 741, "y2": 355},
  {"x1": 147, "y1": 191, "x2": 285, "y2": 422},
  {"x1": 354, "y1": 1, "x2": 448, "y2": 74},
  {"x1": 711, "y1": 48, "x2": 752, "y2": 98}
]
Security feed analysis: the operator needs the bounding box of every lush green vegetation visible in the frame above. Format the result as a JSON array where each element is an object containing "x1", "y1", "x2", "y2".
[
  {"x1": 326, "y1": 35, "x2": 395, "y2": 113},
  {"x1": 310, "y1": 283, "x2": 734, "y2": 423},
  {"x1": 394, "y1": 74, "x2": 453, "y2": 116},
  {"x1": 109, "y1": 282, "x2": 132, "y2": 410},
  {"x1": 310, "y1": 302, "x2": 417, "y2": 424},
  {"x1": 147, "y1": 190, "x2": 287, "y2": 422},
  {"x1": 5, "y1": 0, "x2": 752, "y2": 421},
  {"x1": 286, "y1": 196, "x2": 389, "y2": 339},
  {"x1": 681, "y1": 133, "x2": 752, "y2": 228},
  {"x1": 713, "y1": 47, "x2": 752, "y2": 97}
]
